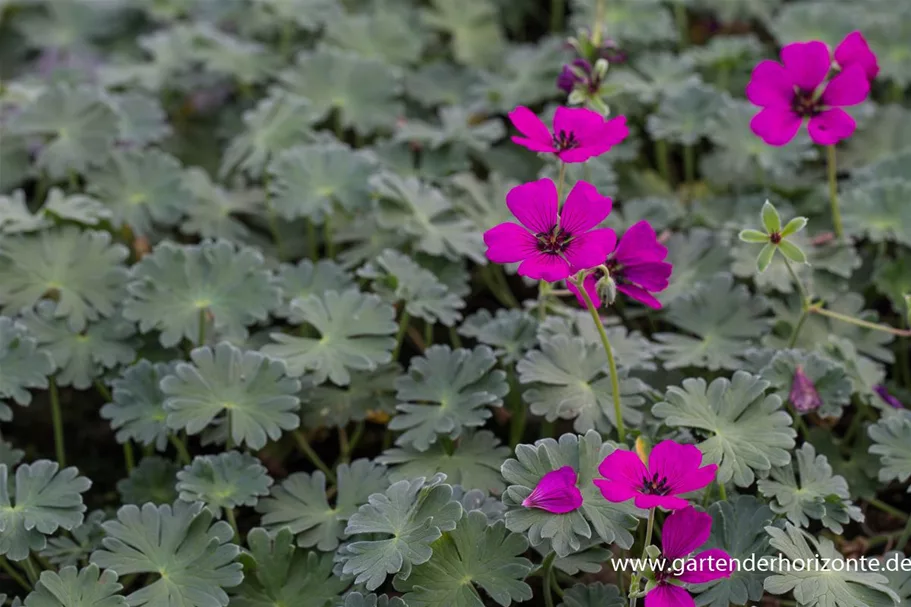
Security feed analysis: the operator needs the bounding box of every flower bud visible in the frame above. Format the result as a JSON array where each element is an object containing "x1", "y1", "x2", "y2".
[
  {"x1": 789, "y1": 366, "x2": 822, "y2": 413},
  {"x1": 596, "y1": 274, "x2": 617, "y2": 307}
]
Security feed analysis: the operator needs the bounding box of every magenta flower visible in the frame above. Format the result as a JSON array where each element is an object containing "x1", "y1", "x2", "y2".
[
  {"x1": 790, "y1": 365, "x2": 822, "y2": 413},
  {"x1": 874, "y1": 385, "x2": 904, "y2": 409},
  {"x1": 508, "y1": 106, "x2": 629, "y2": 163},
  {"x1": 644, "y1": 507, "x2": 734, "y2": 607},
  {"x1": 746, "y1": 40, "x2": 870, "y2": 146},
  {"x1": 594, "y1": 440, "x2": 717, "y2": 510},
  {"x1": 567, "y1": 220, "x2": 672, "y2": 309},
  {"x1": 522, "y1": 466, "x2": 583, "y2": 514},
  {"x1": 834, "y1": 31, "x2": 879, "y2": 82},
  {"x1": 483, "y1": 178, "x2": 616, "y2": 282}
]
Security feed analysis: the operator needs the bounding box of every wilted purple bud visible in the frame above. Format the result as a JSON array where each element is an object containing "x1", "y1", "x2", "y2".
[
  {"x1": 557, "y1": 59, "x2": 591, "y2": 94},
  {"x1": 790, "y1": 366, "x2": 822, "y2": 413},
  {"x1": 874, "y1": 385, "x2": 904, "y2": 409}
]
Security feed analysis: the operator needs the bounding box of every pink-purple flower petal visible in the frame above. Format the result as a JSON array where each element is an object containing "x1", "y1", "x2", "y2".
[
  {"x1": 677, "y1": 549, "x2": 736, "y2": 584},
  {"x1": 834, "y1": 31, "x2": 879, "y2": 81},
  {"x1": 661, "y1": 507, "x2": 713, "y2": 560},
  {"x1": 522, "y1": 466, "x2": 583, "y2": 514},
  {"x1": 821, "y1": 64, "x2": 870, "y2": 106},
  {"x1": 560, "y1": 181, "x2": 613, "y2": 234},
  {"x1": 505, "y1": 178, "x2": 558, "y2": 234},
  {"x1": 807, "y1": 108, "x2": 856, "y2": 146},
  {"x1": 745, "y1": 60, "x2": 794, "y2": 107},
  {"x1": 518, "y1": 251, "x2": 571, "y2": 281},
  {"x1": 750, "y1": 107, "x2": 803, "y2": 146},
  {"x1": 564, "y1": 228, "x2": 617, "y2": 271},
  {"x1": 780, "y1": 41, "x2": 832, "y2": 91},
  {"x1": 484, "y1": 223, "x2": 538, "y2": 264},
  {"x1": 614, "y1": 221, "x2": 668, "y2": 265},
  {"x1": 509, "y1": 106, "x2": 553, "y2": 146},
  {"x1": 616, "y1": 284, "x2": 664, "y2": 309},
  {"x1": 644, "y1": 584, "x2": 695, "y2": 607}
]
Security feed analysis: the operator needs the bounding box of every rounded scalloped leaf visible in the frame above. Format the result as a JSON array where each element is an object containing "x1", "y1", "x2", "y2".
[
  {"x1": 653, "y1": 370, "x2": 796, "y2": 487},
  {"x1": 273, "y1": 259, "x2": 356, "y2": 319},
  {"x1": 262, "y1": 289, "x2": 397, "y2": 386},
  {"x1": 388, "y1": 345, "x2": 508, "y2": 451},
  {"x1": 90, "y1": 501, "x2": 243, "y2": 607},
  {"x1": 301, "y1": 363, "x2": 400, "y2": 428},
  {"x1": 255, "y1": 458, "x2": 388, "y2": 551},
  {"x1": 40, "y1": 510, "x2": 107, "y2": 569},
  {"x1": 86, "y1": 148, "x2": 191, "y2": 235},
  {"x1": 19, "y1": 300, "x2": 137, "y2": 390},
  {"x1": 0, "y1": 227, "x2": 129, "y2": 332},
  {"x1": 176, "y1": 451, "x2": 273, "y2": 515},
  {"x1": 646, "y1": 82, "x2": 725, "y2": 145},
  {"x1": 116, "y1": 456, "x2": 178, "y2": 506},
  {"x1": 868, "y1": 412, "x2": 911, "y2": 491},
  {"x1": 101, "y1": 360, "x2": 177, "y2": 451},
  {"x1": 458, "y1": 309, "x2": 538, "y2": 365},
  {"x1": 24, "y1": 564, "x2": 126, "y2": 607},
  {"x1": 501, "y1": 431, "x2": 642, "y2": 558},
  {"x1": 841, "y1": 179, "x2": 911, "y2": 247},
  {"x1": 0, "y1": 460, "x2": 92, "y2": 561},
  {"x1": 124, "y1": 240, "x2": 280, "y2": 348},
  {"x1": 162, "y1": 342, "x2": 301, "y2": 450},
  {"x1": 0, "y1": 317, "x2": 53, "y2": 417}
]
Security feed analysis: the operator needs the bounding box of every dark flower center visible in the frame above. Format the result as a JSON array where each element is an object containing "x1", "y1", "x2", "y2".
[
  {"x1": 536, "y1": 226, "x2": 572, "y2": 254},
  {"x1": 641, "y1": 471, "x2": 672, "y2": 495},
  {"x1": 553, "y1": 129, "x2": 580, "y2": 151},
  {"x1": 606, "y1": 259, "x2": 628, "y2": 284},
  {"x1": 792, "y1": 88, "x2": 823, "y2": 118},
  {"x1": 770, "y1": 232, "x2": 782, "y2": 244}
]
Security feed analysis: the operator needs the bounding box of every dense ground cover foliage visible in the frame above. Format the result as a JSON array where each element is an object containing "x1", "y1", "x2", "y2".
[{"x1": 1, "y1": 0, "x2": 911, "y2": 606}]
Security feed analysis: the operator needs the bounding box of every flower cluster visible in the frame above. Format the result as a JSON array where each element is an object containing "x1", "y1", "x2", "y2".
[
  {"x1": 747, "y1": 31, "x2": 878, "y2": 146},
  {"x1": 522, "y1": 440, "x2": 730, "y2": 607},
  {"x1": 483, "y1": 105, "x2": 672, "y2": 309}
]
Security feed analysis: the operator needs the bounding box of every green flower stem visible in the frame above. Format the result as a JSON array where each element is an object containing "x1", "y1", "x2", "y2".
[
  {"x1": 424, "y1": 321, "x2": 434, "y2": 347},
  {"x1": 226, "y1": 411, "x2": 235, "y2": 450},
  {"x1": 592, "y1": 0, "x2": 605, "y2": 46},
  {"x1": 94, "y1": 379, "x2": 112, "y2": 402},
  {"x1": 507, "y1": 367, "x2": 525, "y2": 449},
  {"x1": 550, "y1": 0, "x2": 564, "y2": 32},
  {"x1": 169, "y1": 433, "x2": 192, "y2": 465},
  {"x1": 293, "y1": 431, "x2": 337, "y2": 483},
  {"x1": 538, "y1": 280, "x2": 550, "y2": 322},
  {"x1": 781, "y1": 255, "x2": 811, "y2": 348},
  {"x1": 0, "y1": 556, "x2": 31, "y2": 592},
  {"x1": 392, "y1": 310, "x2": 411, "y2": 360},
  {"x1": 338, "y1": 425, "x2": 350, "y2": 464},
  {"x1": 550, "y1": 568, "x2": 564, "y2": 598},
  {"x1": 897, "y1": 514, "x2": 911, "y2": 551},
  {"x1": 629, "y1": 508, "x2": 656, "y2": 607},
  {"x1": 262, "y1": 179, "x2": 286, "y2": 261},
  {"x1": 655, "y1": 140, "x2": 671, "y2": 183},
  {"x1": 683, "y1": 145, "x2": 695, "y2": 184},
  {"x1": 826, "y1": 145, "x2": 843, "y2": 239},
  {"x1": 556, "y1": 162, "x2": 566, "y2": 207},
  {"x1": 348, "y1": 421, "x2": 366, "y2": 455},
  {"x1": 809, "y1": 305, "x2": 911, "y2": 336},
  {"x1": 280, "y1": 22, "x2": 294, "y2": 58},
  {"x1": 123, "y1": 441, "x2": 135, "y2": 474},
  {"x1": 224, "y1": 507, "x2": 239, "y2": 542},
  {"x1": 49, "y1": 376, "x2": 66, "y2": 467},
  {"x1": 866, "y1": 497, "x2": 909, "y2": 522},
  {"x1": 324, "y1": 216, "x2": 335, "y2": 258},
  {"x1": 717, "y1": 480, "x2": 727, "y2": 501},
  {"x1": 449, "y1": 326, "x2": 462, "y2": 349},
  {"x1": 575, "y1": 275, "x2": 626, "y2": 443},
  {"x1": 23, "y1": 555, "x2": 39, "y2": 585},
  {"x1": 306, "y1": 220, "x2": 319, "y2": 260},
  {"x1": 540, "y1": 552, "x2": 557, "y2": 607},
  {"x1": 491, "y1": 266, "x2": 520, "y2": 308}
]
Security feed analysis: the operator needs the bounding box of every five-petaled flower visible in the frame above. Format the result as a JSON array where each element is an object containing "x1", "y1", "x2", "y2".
[
  {"x1": 644, "y1": 507, "x2": 734, "y2": 607},
  {"x1": 508, "y1": 106, "x2": 628, "y2": 163},
  {"x1": 568, "y1": 220, "x2": 672, "y2": 309},
  {"x1": 594, "y1": 440, "x2": 718, "y2": 510},
  {"x1": 483, "y1": 178, "x2": 616, "y2": 282},
  {"x1": 746, "y1": 39, "x2": 871, "y2": 146},
  {"x1": 522, "y1": 466, "x2": 583, "y2": 514}
]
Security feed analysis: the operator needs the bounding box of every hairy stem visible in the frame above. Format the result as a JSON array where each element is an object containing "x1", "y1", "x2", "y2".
[
  {"x1": 629, "y1": 509, "x2": 656, "y2": 607},
  {"x1": 0, "y1": 556, "x2": 31, "y2": 591},
  {"x1": 94, "y1": 379, "x2": 112, "y2": 402},
  {"x1": 781, "y1": 255, "x2": 811, "y2": 348},
  {"x1": 810, "y1": 305, "x2": 911, "y2": 336},
  {"x1": 198, "y1": 308, "x2": 207, "y2": 347},
  {"x1": 293, "y1": 431, "x2": 337, "y2": 483},
  {"x1": 123, "y1": 441, "x2": 135, "y2": 474},
  {"x1": 826, "y1": 145, "x2": 843, "y2": 238},
  {"x1": 392, "y1": 310, "x2": 411, "y2": 360},
  {"x1": 655, "y1": 140, "x2": 671, "y2": 183},
  {"x1": 866, "y1": 497, "x2": 909, "y2": 522},
  {"x1": 541, "y1": 552, "x2": 557, "y2": 607},
  {"x1": 49, "y1": 377, "x2": 66, "y2": 467},
  {"x1": 23, "y1": 555, "x2": 39, "y2": 585},
  {"x1": 169, "y1": 433, "x2": 192, "y2": 465},
  {"x1": 576, "y1": 275, "x2": 626, "y2": 442},
  {"x1": 224, "y1": 508, "x2": 239, "y2": 542}
]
